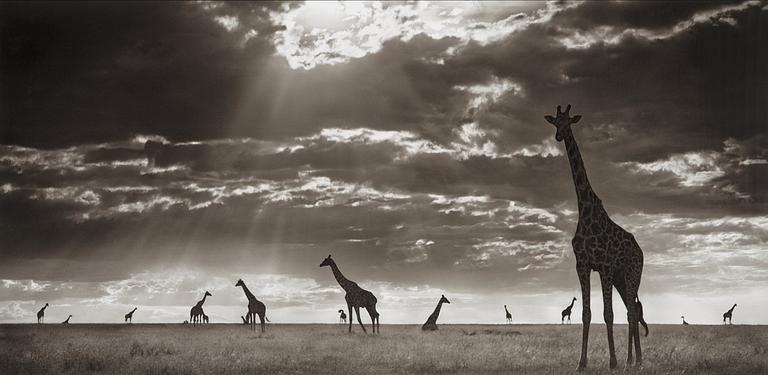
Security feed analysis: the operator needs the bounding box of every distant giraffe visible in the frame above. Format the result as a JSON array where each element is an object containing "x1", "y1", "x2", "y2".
[
  {"x1": 562, "y1": 297, "x2": 577, "y2": 324},
  {"x1": 723, "y1": 304, "x2": 737, "y2": 325},
  {"x1": 504, "y1": 305, "x2": 512, "y2": 324},
  {"x1": 36, "y1": 303, "x2": 48, "y2": 324},
  {"x1": 190, "y1": 291, "x2": 211, "y2": 325},
  {"x1": 545, "y1": 105, "x2": 645, "y2": 370},
  {"x1": 125, "y1": 307, "x2": 137, "y2": 323},
  {"x1": 320, "y1": 254, "x2": 380, "y2": 333},
  {"x1": 235, "y1": 279, "x2": 269, "y2": 332},
  {"x1": 338, "y1": 309, "x2": 347, "y2": 324},
  {"x1": 681, "y1": 316, "x2": 689, "y2": 325},
  {"x1": 203, "y1": 314, "x2": 209, "y2": 324},
  {"x1": 422, "y1": 295, "x2": 450, "y2": 331},
  {"x1": 62, "y1": 315, "x2": 72, "y2": 324}
]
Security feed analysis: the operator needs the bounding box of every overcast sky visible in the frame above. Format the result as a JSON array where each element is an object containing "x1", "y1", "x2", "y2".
[{"x1": 1, "y1": 1, "x2": 766, "y2": 325}]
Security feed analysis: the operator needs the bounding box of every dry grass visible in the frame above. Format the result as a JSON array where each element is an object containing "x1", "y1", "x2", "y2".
[{"x1": 0, "y1": 323, "x2": 766, "y2": 374}]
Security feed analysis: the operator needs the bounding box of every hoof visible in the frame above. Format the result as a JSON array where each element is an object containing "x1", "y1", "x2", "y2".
[
  {"x1": 610, "y1": 358, "x2": 618, "y2": 369},
  {"x1": 577, "y1": 362, "x2": 587, "y2": 372}
]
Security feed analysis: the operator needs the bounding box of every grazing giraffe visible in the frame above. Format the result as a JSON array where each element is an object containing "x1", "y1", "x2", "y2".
[
  {"x1": 723, "y1": 304, "x2": 737, "y2": 325},
  {"x1": 545, "y1": 105, "x2": 645, "y2": 370},
  {"x1": 422, "y1": 295, "x2": 450, "y2": 331},
  {"x1": 562, "y1": 297, "x2": 577, "y2": 324},
  {"x1": 235, "y1": 279, "x2": 269, "y2": 332},
  {"x1": 504, "y1": 305, "x2": 512, "y2": 324},
  {"x1": 190, "y1": 291, "x2": 211, "y2": 325},
  {"x1": 320, "y1": 254, "x2": 380, "y2": 334},
  {"x1": 62, "y1": 315, "x2": 72, "y2": 324},
  {"x1": 37, "y1": 303, "x2": 48, "y2": 324},
  {"x1": 125, "y1": 307, "x2": 137, "y2": 323},
  {"x1": 338, "y1": 309, "x2": 347, "y2": 324},
  {"x1": 681, "y1": 316, "x2": 689, "y2": 325}
]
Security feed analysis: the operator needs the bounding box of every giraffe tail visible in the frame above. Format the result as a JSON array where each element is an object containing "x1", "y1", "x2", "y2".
[
  {"x1": 265, "y1": 315, "x2": 271, "y2": 323},
  {"x1": 636, "y1": 298, "x2": 649, "y2": 337}
]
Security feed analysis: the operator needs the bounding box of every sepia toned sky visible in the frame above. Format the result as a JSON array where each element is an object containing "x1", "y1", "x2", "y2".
[{"x1": 1, "y1": 1, "x2": 766, "y2": 325}]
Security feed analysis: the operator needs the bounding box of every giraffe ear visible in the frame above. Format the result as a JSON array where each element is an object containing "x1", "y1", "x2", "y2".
[
  {"x1": 544, "y1": 115, "x2": 556, "y2": 125},
  {"x1": 571, "y1": 115, "x2": 581, "y2": 124},
  {"x1": 327, "y1": 254, "x2": 331, "y2": 258}
]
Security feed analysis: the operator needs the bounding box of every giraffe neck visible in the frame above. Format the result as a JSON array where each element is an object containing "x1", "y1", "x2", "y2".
[
  {"x1": 239, "y1": 283, "x2": 259, "y2": 302},
  {"x1": 562, "y1": 128, "x2": 601, "y2": 215},
  {"x1": 328, "y1": 260, "x2": 356, "y2": 291},
  {"x1": 200, "y1": 294, "x2": 208, "y2": 306},
  {"x1": 130, "y1": 308, "x2": 137, "y2": 314},
  {"x1": 568, "y1": 300, "x2": 575, "y2": 309},
  {"x1": 432, "y1": 300, "x2": 445, "y2": 317}
]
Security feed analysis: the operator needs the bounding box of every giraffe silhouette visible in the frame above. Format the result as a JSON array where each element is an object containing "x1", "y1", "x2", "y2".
[
  {"x1": 562, "y1": 297, "x2": 577, "y2": 324},
  {"x1": 723, "y1": 304, "x2": 737, "y2": 325},
  {"x1": 125, "y1": 307, "x2": 137, "y2": 323},
  {"x1": 504, "y1": 305, "x2": 512, "y2": 324},
  {"x1": 320, "y1": 254, "x2": 379, "y2": 334},
  {"x1": 235, "y1": 279, "x2": 269, "y2": 332},
  {"x1": 36, "y1": 303, "x2": 48, "y2": 324},
  {"x1": 422, "y1": 295, "x2": 450, "y2": 331},
  {"x1": 681, "y1": 316, "x2": 689, "y2": 325},
  {"x1": 338, "y1": 309, "x2": 347, "y2": 324},
  {"x1": 62, "y1": 315, "x2": 72, "y2": 324},
  {"x1": 190, "y1": 291, "x2": 211, "y2": 325},
  {"x1": 545, "y1": 105, "x2": 645, "y2": 370}
]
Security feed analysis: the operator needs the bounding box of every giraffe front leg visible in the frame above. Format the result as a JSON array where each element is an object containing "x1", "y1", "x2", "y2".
[
  {"x1": 600, "y1": 274, "x2": 617, "y2": 369},
  {"x1": 348, "y1": 304, "x2": 353, "y2": 333},
  {"x1": 577, "y1": 265, "x2": 591, "y2": 371}
]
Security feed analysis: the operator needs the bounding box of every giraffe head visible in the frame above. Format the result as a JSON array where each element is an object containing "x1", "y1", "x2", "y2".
[
  {"x1": 544, "y1": 104, "x2": 581, "y2": 142},
  {"x1": 204, "y1": 291, "x2": 212, "y2": 297},
  {"x1": 319, "y1": 254, "x2": 334, "y2": 267},
  {"x1": 235, "y1": 279, "x2": 245, "y2": 288},
  {"x1": 44, "y1": 303, "x2": 49, "y2": 307},
  {"x1": 440, "y1": 295, "x2": 450, "y2": 304},
  {"x1": 338, "y1": 309, "x2": 344, "y2": 313}
]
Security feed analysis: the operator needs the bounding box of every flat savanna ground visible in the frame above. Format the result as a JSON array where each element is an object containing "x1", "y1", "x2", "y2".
[{"x1": 1, "y1": 324, "x2": 765, "y2": 374}]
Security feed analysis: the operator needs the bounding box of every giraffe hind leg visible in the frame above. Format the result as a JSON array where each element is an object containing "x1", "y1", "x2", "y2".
[{"x1": 354, "y1": 306, "x2": 367, "y2": 333}]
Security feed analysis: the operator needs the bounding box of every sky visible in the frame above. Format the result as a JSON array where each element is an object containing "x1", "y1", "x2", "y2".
[{"x1": 1, "y1": 1, "x2": 767, "y2": 325}]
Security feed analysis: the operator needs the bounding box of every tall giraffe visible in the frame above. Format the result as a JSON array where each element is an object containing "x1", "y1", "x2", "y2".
[
  {"x1": 320, "y1": 254, "x2": 379, "y2": 333},
  {"x1": 235, "y1": 279, "x2": 269, "y2": 332},
  {"x1": 190, "y1": 291, "x2": 211, "y2": 325},
  {"x1": 125, "y1": 307, "x2": 137, "y2": 323},
  {"x1": 723, "y1": 304, "x2": 737, "y2": 325},
  {"x1": 562, "y1": 297, "x2": 577, "y2": 324},
  {"x1": 545, "y1": 105, "x2": 645, "y2": 370},
  {"x1": 62, "y1": 315, "x2": 72, "y2": 324},
  {"x1": 36, "y1": 303, "x2": 48, "y2": 324},
  {"x1": 422, "y1": 295, "x2": 450, "y2": 331},
  {"x1": 504, "y1": 305, "x2": 512, "y2": 324}
]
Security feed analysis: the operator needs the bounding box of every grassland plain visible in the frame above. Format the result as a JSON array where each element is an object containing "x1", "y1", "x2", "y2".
[{"x1": 0, "y1": 324, "x2": 766, "y2": 374}]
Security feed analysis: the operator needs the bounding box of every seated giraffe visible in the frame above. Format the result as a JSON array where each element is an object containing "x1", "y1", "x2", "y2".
[{"x1": 422, "y1": 295, "x2": 450, "y2": 331}]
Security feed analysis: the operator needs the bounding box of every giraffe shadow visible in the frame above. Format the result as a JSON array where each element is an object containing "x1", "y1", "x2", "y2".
[{"x1": 462, "y1": 329, "x2": 521, "y2": 337}]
